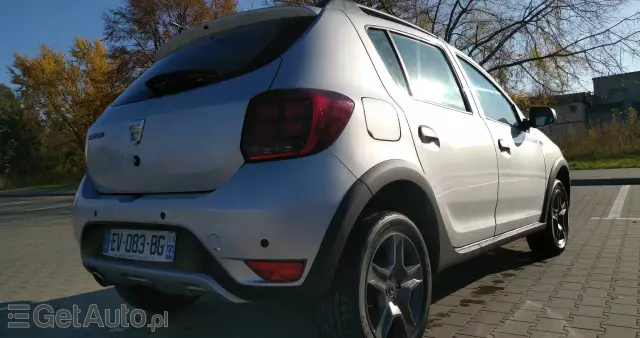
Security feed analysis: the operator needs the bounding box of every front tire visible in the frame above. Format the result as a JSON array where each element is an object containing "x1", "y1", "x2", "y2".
[
  {"x1": 115, "y1": 285, "x2": 199, "y2": 313},
  {"x1": 527, "y1": 179, "x2": 569, "y2": 257},
  {"x1": 317, "y1": 212, "x2": 432, "y2": 338}
]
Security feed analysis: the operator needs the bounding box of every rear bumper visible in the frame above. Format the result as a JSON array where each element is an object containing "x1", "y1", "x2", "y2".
[
  {"x1": 83, "y1": 256, "x2": 246, "y2": 303},
  {"x1": 73, "y1": 150, "x2": 358, "y2": 301}
]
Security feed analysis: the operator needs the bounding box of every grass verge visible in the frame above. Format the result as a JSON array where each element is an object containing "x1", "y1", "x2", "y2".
[
  {"x1": 0, "y1": 182, "x2": 77, "y2": 192},
  {"x1": 568, "y1": 155, "x2": 640, "y2": 170},
  {"x1": 0, "y1": 174, "x2": 81, "y2": 191}
]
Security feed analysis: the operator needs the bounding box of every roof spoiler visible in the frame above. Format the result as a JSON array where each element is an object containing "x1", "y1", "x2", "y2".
[{"x1": 317, "y1": 0, "x2": 438, "y2": 39}]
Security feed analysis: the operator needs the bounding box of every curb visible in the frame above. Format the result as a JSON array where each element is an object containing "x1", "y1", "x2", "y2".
[{"x1": 571, "y1": 178, "x2": 640, "y2": 186}]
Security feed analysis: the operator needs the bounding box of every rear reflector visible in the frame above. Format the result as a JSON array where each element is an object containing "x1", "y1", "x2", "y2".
[
  {"x1": 241, "y1": 89, "x2": 355, "y2": 162},
  {"x1": 245, "y1": 260, "x2": 305, "y2": 282}
]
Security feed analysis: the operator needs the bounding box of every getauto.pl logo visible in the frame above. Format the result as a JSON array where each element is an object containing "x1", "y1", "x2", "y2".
[{"x1": 6, "y1": 303, "x2": 168, "y2": 332}]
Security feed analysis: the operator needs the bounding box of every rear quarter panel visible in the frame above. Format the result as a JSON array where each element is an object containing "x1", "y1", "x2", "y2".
[{"x1": 270, "y1": 8, "x2": 422, "y2": 177}]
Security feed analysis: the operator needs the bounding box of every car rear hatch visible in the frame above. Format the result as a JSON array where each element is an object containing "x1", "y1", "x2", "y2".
[{"x1": 86, "y1": 6, "x2": 319, "y2": 194}]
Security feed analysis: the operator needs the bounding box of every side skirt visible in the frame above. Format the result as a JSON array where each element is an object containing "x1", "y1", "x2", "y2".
[{"x1": 454, "y1": 221, "x2": 546, "y2": 255}]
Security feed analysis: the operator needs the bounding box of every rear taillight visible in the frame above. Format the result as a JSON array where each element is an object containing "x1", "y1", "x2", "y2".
[{"x1": 241, "y1": 89, "x2": 355, "y2": 162}]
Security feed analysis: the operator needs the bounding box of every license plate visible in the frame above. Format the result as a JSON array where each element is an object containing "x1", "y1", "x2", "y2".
[{"x1": 103, "y1": 229, "x2": 176, "y2": 262}]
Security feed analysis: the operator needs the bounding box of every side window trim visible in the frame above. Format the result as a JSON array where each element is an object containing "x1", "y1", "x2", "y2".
[
  {"x1": 455, "y1": 52, "x2": 523, "y2": 126},
  {"x1": 366, "y1": 25, "x2": 473, "y2": 114},
  {"x1": 383, "y1": 29, "x2": 413, "y2": 97},
  {"x1": 441, "y1": 44, "x2": 482, "y2": 116},
  {"x1": 365, "y1": 27, "x2": 412, "y2": 96}
]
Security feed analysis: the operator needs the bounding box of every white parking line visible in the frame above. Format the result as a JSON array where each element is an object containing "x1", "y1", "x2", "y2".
[
  {"x1": 608, "y1": 185, "x2": 630, "y2": 219},
  {"x1": 591, "y1": 185, "x2": 631, "y2": 220}
]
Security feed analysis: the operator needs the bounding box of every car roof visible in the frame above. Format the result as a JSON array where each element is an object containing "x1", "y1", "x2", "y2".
[{"x1": 157, "y1": 0, "x2": 445, "y2": 61}]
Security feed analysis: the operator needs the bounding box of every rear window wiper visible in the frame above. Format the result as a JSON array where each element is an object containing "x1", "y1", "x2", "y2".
[{"x1": 145, "y1": 69, "x2": 220, "y2": 96}]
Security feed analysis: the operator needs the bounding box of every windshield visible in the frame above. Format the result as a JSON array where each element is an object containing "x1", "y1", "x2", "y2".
[{"x1": 112, "y1": 16, "x2": 315, "y2": 106}]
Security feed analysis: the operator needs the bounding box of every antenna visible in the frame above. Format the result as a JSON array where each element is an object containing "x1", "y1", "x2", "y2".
[{"x1": 317, "y1": 0, "x2": 361, "y2": 12}]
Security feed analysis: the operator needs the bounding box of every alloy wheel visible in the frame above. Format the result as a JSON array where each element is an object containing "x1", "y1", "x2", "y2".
[
  {"x1": 551, "y1": 188, "x2": 568, "y2": 248},
  {"x1": 365, "y1": 233, "x2": 424, "y2": 338}
]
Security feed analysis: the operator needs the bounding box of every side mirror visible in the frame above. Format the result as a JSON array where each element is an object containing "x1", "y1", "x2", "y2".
[{"x1": 528, "y1": 107, "x2": 557, "y2": 128}]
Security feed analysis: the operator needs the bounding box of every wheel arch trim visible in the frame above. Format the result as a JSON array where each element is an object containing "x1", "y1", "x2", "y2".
[
  {"x1": 307, "y1": 160, "x2": 463, "y2": 297},
  {"x1": 356, "y1": 160, "x2": 471, "y2": 271},
  {"x1": 540, "y1": 157, "x2": 570, "y2": 223}
]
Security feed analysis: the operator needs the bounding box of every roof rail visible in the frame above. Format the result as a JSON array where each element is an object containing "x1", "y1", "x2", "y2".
[
  {"x1": 356, "y1": 4, "x2": 438, "y2": 39},
  {"x1": 317, "y1": 0, "x2": 438, "y2": 39}
]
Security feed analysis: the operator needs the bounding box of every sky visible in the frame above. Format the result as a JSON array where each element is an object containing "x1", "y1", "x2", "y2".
[
  {"x1": 1, "y1": 0, "x2": 639, "y2": 92},
  {"x1": 0, "y1": 0, "x2": 117, "y2": 86},
  {"x1": 0, "y1": 0, "x2": 262, "y2": 87}
]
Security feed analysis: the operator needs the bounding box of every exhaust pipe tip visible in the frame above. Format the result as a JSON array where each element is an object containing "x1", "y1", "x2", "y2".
[{"x1": 91, "y1": 271, "x2": 110, "y2": 287}]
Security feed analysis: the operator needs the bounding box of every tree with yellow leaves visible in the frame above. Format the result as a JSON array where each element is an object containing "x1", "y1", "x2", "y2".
[
  {"x1": 2, "y1": 0, "x2": 240, "y2": 186},
  {"x1": 8, "y1": 38, "x2": 127, "y2": 167}
]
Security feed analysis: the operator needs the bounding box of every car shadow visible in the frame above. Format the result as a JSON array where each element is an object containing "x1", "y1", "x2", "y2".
[
  {"x1": 433, "y1": 246, "x2": 547, "y2": 302},
  {"x1": 0, "y1": 288, "x2": 317, "y2": 338},
  {"x1": 0, "y1": 247, "x2": 545, "y2": 338}
]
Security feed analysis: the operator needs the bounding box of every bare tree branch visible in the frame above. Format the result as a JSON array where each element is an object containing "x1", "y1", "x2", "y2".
[{"x1": 488, "y1": 13, "x2": 640, "y2": 72}]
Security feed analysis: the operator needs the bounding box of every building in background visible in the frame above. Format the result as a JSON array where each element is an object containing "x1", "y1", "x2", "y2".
[
  {"x1": 541, "y1": 71, "x2": 640, "y2": 139},
  {"x1": 588, "y1": 71, "x2": 640, "y2": 123}
]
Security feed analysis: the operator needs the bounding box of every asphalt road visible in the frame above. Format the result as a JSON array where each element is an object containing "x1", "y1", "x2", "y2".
[{"x1": 0, "y1": 184, "x2": 639, "y2": 338}]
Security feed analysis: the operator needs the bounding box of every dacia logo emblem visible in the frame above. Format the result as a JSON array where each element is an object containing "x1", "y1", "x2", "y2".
[{"x1": 129, "y1": 119, "x2": 145, "y2": 144}]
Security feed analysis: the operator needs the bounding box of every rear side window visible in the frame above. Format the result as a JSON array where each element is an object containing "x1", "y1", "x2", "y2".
[
  {"x1": 390, "y1": 33, "x2": 467, "y2": 112},
  {"x1": 367, "y1": 29, "x2": 408, "y2": 93},
  {"x1": 112, "y1": 16, "x2": 316, "y2": 106}
]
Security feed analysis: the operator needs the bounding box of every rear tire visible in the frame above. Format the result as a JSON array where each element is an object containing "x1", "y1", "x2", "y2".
[
  {"x1": 115, "y1": 285, "x2": 198, "y2": 313},
  {"x1": 317, "y1": 212, "x2": 432, "y2": 338},
  {"x1": 527, "y1": 179, "x2": 569, "y2": 258}
]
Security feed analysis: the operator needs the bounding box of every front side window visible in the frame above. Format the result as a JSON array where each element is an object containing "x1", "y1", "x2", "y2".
[
  {"x1": 458, "y1": 58, "x2": 519, "y2": 126},
  {"x1": 390, "y1": 33, "x2": 467, "y2": 111}
]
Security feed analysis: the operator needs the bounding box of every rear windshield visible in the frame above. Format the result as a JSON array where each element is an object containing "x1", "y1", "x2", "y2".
[{"x1": 112, "y1": 16, "x2": 316, "y2": 106}]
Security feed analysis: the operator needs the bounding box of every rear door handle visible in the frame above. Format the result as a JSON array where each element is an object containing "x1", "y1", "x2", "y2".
[
  {"x1": 498, "y1": 139, "x2": 510, "y2": 151},
  {"x1": 418, "y1": 126, "x2": 439, "y2": 144}
]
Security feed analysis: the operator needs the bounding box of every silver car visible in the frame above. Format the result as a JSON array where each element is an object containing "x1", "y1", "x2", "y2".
[{"x1": 73, "y1": 0, "x2": 571, "y2": 337}]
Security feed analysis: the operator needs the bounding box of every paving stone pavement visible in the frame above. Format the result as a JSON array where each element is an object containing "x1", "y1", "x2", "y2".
[
  {"x1": 426, "y1": 185, "x2": 640, "y2": 338},
  {"x1": 0, "y1": 185, "x2": 639, "y2": 337}
]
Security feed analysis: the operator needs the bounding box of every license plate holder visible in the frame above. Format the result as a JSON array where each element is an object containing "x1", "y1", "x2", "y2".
[{"x1": 103, "y1": 229, "x2": 176, "y2": 262}]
